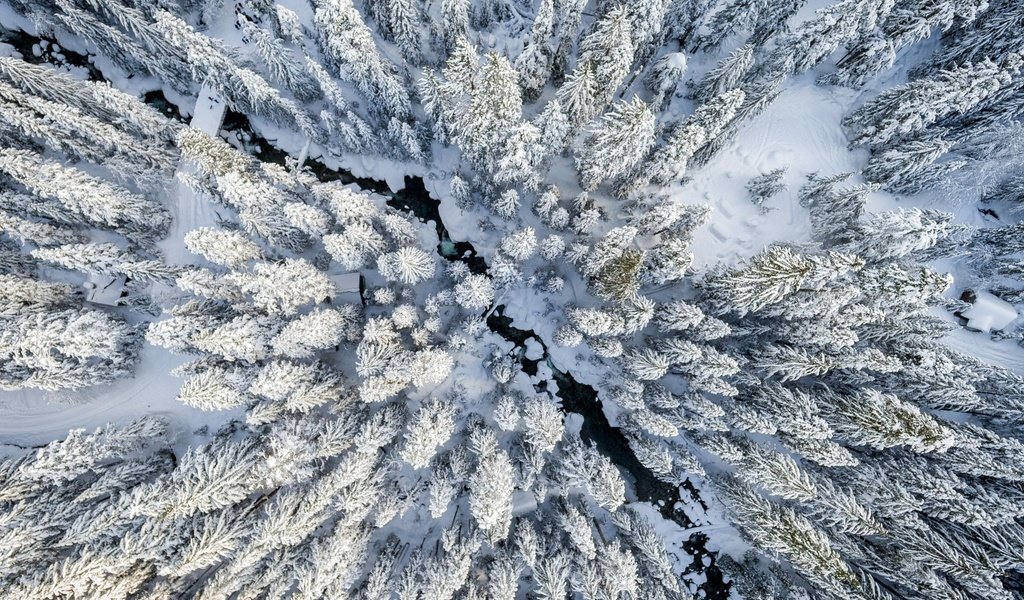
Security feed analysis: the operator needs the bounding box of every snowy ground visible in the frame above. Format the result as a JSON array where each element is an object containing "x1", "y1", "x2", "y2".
[{"x1": 687, "y1": 74, "x2": 858, "y2": 267}]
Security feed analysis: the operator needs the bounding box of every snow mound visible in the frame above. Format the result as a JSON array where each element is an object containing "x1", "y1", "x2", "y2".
[{"x1": 963, "y1": 291, "x2": 1018, "y2": 333}]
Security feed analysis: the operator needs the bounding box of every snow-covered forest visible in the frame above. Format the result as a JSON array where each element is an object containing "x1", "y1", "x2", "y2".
[{"x1": 1, "y1": 0, "x2": 1024, "y2": 597}]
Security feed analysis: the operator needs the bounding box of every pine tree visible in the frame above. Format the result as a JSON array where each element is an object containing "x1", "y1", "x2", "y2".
[
  {"x1": 558, "y1": 435, "x2": 626, "y2": 509},
  {"x1": 0, "y1": 81, "x2": 174, "y2": 181},
  {"x1": 314, "y1": 0, "x2": 410, "y2": 119},
  {"x1": 493, "y1": 393, "x2": 521, "y2": 431},
  {"x1": 468, "y1": 428, "x2": 515, "y2": 544},
  {"x1": 499, "y1": 227, "x2": 538, "y2": 261},
  {"x1": 717, "y1": 479, "x2": 874, "y2": 600},
  {"x1": 48, "y1": 0, "x2": 194, "y2": 93},
  {"x1": 454, "y1": 274, "x2": 495, "y2": 310},
  {"x1": 764, "y1": 0, "x2": 896, "y2": 76},
  {"x1": 746, "y1": 168, "x2": 787, "y2": 212},
  {"x1": 558, "y1": 7, "x2": 635, "y2": 128},
  {"x1": 843, "y1": 208, "x2": 953, "y2": 261},
  {"x1": 191, "y1": 313, "x2": 281, "y2": 363},
  {"x1": 0, "y1": 57, "x2": 178, "y2": 142},
  {"x1": 982, "y1": 174, "x2": 1024, "y2": 212},
  {"x1": 641, "y1": 89, "x2": 744, "y2": 187},
  {"x1": 692, "y1": 44, "x2": 755, "y2": 103},
  {"x1": 925, "y1": 0, "x2": 1023, "y2": 71},
  {"x1": 534, "y1": 99, "x2": 571, "y2": 159},
  {"x1": 377, "y1": 247, "x2": 436, "y2": 285},
  {"x1": 554, "y1": 0, "x2": 588, "y2": 42},
  {"x1": 798, "y1": 173, "x2": 872, "y2": 245},
  {"x1": 857, "y1": 263, "x2": 952, "y2": 308},
  {"x1": 227, "y1": 259, "x2": 335, "y2": 316},
  {"x1": 621, "y1": 348, "x2": 671, "y2": 381},
  {"x1": 613, "y1": 507, "x2": 680, "y2": 593},
  {"x1": 555, "y1": 61, "x2": 600, "y2": 129},
  {"x1": 692, "y1": 0, "x2": 765, "y2": 51},
  {"x1": 749, "y1": 0, "x2": 807, "y2": 45},
  {"x1": 862, "y1": 135, "x2": 958, "y2": 193},
  {"x1": 154, "y1": 11, "x2": 318, "y2": 138},
  {"x1": 441, "y1": 0, "x2": 471, "y2": 51},
  {"x1": 827, "y1": 0, "x2": 990, "y2": 88},
  {"x1": 160, "y1": 510, "x2": 249, "y2": 578},
  {"x1": 656, "y1": 300, "x2": 706, "y2": 332},
  {"x1": 238, "y1": 16, "x2": 319, "y2": 101},
  {"x1": 491, "y1": 189, "x2": 521, "y2": 220},
  {"x1": 844, "y1": 55, "x2": 1023, "y2": 149},
  {"x1": 522, "y1": 397, "x2": 564, "y2": 453},
  {"x1": 1, "y1": 308, "x2": 140, "y2": 391},
  {"x1": 576, "y1": 96, "x2": 656, "y2": 191},
  {"x1": 493, "y1": 122, "x2": 544, "y2": 189},
  {"x1": 699, "y1": 246, "x2": 864, "y2": 315},
  {"x1": 434, "y1": 45, "x2": 543, "y2": 187},
  {"x1": 143, "y1": 438, "x2": 265, "y2": 520},
  {"x1": 566, "y1": 306, "x2": 623, "y2": 338},
  {"x1": 376, "y1": 0, "x2": 422, "y2": 63},
  {"x1": 820, "y1": 388, "x2": 955, "y2": 453},
  {"x1": 306, "y1": 56, "x2": 351, "y2": 117},
  {"x1": 184, "y1": 228, "x2": 263, "y2": 268},
  {"x1": 665, "y1": 0, "x2": 719, "y2": 47},
  {"x1": 177, "y1": 367, "x2": 248, "y2": 411},
  {"x1": 272, "y1": 307, "x2": 360, "y2": 358},
  {"x1": 16, "y1": 416, "x2": 166, "y2": 483},
  {"x1": 422, "y1": 79, "x2": 461, "y2": 151},
  {"x1": 401, "y1": 399, "x2": 458, "y2": 469},
  {"x1": 33, "y1": 242, "x2": 181, "y2": 283},
  {"x1": 0, "y1": 203, "x2": 83, "y2": 247},
  {"x1": 0, "y1": 148, "x2": 170, "y2": 238},
  {"x1": 323, "y1": 226, "x2": 382, "y2": 271},
  {"x1": 624, "y1": 0, "x2": 671, "y2": 60},
  {"x1": 533, "y1": 552, "x2": 570, "y2": 600},
  {"x1": 646, "y1": 52, "x2": 688, "y2": 109},
  {"x1": 647, "y1": 231, "x2": 699, "y2": 285},
  {"x1": 515, "y1": 0, "x2": 555, "y2": 101},
  {"x1": 0, "y1": 274, "x2": 77, "y2": 317},
  {"x1": 591, "y1": 248, "x2": 646, "y2": 301}
]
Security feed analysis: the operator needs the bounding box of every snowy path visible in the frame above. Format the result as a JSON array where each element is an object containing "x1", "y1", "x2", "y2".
[
  {"x1": 0, "y1": 85, "x2": 229, "y2": 450},
  {"x1": 164, "y1": 83, "x2": 225, "y2": 266},
  {"x1": 0, "y1": 346, "x2": 224, "y2": 448}
]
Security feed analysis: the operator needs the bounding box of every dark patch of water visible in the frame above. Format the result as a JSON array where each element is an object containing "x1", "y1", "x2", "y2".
[
  {"x1": 0, "y1": 25, "x2": 104, "y2": 81},
  {"x1": 143, "y1": 90, "x2": 189, "y2": 123}
]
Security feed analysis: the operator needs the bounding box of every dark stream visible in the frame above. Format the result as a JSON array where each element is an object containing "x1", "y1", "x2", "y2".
[{"x1": 4, "y1": 26, "x2": 728, "y2": 598}]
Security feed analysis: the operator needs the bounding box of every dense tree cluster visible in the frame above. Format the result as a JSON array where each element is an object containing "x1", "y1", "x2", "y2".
[{"x1": 1, "y1": 0, "x2": 1024, "y2": 598}]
